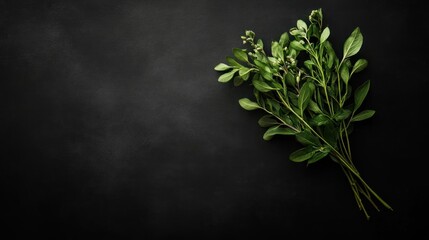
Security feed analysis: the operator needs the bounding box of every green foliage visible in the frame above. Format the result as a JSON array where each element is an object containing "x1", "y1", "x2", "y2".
[
  {"x1": 343, "y1": 27, "x2": 363, "y2": 59},
  {"x1": 290, "y1": 146, "x2": 316, "y2": 162},
  {"x1": 215, "y1": 8, "x2": 392, "y2": 219},
  {"x1": 263, "y1": 125, "x2": 296, "y2": 141},
  {"x1": 238, "y1": 98, "x2": 259, "y2": 110},
  {"x1": 320, "y1": 27, "x2": 330, "y2": 43},
  {"x1": 352, "y1": 110, "x2": 376, "y2": 122},
  {"x1": 354, "y1": 80, "x2": 371, "y2": 111}
]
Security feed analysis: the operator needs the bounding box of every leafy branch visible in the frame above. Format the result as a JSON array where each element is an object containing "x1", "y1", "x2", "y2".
[{"x1": 214, "y1": 8, "x2": 392, "y2": 219}]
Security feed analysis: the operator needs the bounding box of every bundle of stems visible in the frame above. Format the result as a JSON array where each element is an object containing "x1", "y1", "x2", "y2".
[{"x1": 214, "y1": 9, "x2": 392, "y2": 219}]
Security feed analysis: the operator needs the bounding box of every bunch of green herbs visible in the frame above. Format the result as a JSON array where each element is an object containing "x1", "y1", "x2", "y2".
[{"x1": 214, "y1": 9, "x2": 392, "y2": 219}]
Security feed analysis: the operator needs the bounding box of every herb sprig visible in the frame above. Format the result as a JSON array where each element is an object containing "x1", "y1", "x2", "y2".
[{"x1": 214, "y1": 9, "x2": 392, "y2": 219}]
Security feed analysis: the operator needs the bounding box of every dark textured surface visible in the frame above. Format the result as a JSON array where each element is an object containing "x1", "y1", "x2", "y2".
[{"x1": 2, "y1": 0, "x2": 428, "y2": 239}]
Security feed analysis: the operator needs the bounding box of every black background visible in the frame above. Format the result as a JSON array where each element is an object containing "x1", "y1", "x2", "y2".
[{"x1": 2, "y1": 0, "x2": 428, "y2": 239}]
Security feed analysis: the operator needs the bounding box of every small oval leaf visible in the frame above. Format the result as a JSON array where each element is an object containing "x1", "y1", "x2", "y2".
[
  {"x1": 239, "y1": 67, "x2": 251, "y2": 80},
  {"x1": 271, "y1": 41, "x2": 284, "y2": 61},
  {"x1": 233, "y1": 76, "x2": 244, "y2": 86},
  {"x1": 258, "y1": 115, "x2": 279, "y2": 127},
  {"x1": 308, "y1": 100, "x2": 322, "y2": 114},
  {"x1": 289, "y1": 146, "x2": 316, "y2": 162},
  {"x1": 354, "y1": 80, "x2": 371, "y2": 111},
  {"x1": 298, "y1": 82, "x2": 315, "y2": 114},
  {"x1": 296, "y1": 130, "x2": 320, "y2": 146},
  {"x1": 334, "y1": 108, "x2": 352, "y2": 121},
  {"x1": 351, "y1": 110, "x2": 375, "y2": 122},
  {"x1": 352, "y1": 59, "x2": 368, "y2": 74},
  {"x1": 340, "y1": 64, "x2": 350, "y2": 84},
  {"x1": 311, "y1": 114, "x2": 331, "y2": 126},
  {"x1": 304, "y1": 60, "x2": 314, "y2": 70},
  {"x1": 297, "y1": 19, "x2": 308, "y2": 31},
  {"x1": 263, "y1": 125, "x2": 296, "y2": 141},
  {"x1": 233, "y1": 48, "x2": 248, "y2": 62},
  {"x1": 252, "y1": 79, "x2": 279, "y2": 92},
  {"x1": 290, "y1": 40, "x2": 306, "y2": 51},
  {"x1": 285, "y1": 71, "x2": 296, "y2": 86},
  {"x1": 307, "y1": 150, "x2": 330, "y2": 164},
  {"x1": 238, "y1": 98, "x2": 260, "y2": 111},
  {"x1": 320, "y1": 27, "x2": 330, "y2": 43},
  {"x1": 226, "y1": 57, "x2": 243, "y2": 67},
  {"x1": 218, "y1": 69, "x2": 238, "y2": 83},
  {"x1": 214, "y1": 63, "x2": 232, "y2": 71},
  {"x1": 279, "y1": 32, "x2": 289, "y2": 47}
]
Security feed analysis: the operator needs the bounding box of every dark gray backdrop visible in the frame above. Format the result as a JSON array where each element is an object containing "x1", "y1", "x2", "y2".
[{"x1": 2, "y1": 0, "x2": 428, "y2": 239}]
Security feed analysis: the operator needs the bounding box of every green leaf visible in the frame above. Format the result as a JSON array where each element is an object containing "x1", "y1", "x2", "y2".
[
  {"x1": 298, "y1": 82, "x2": 315, "y2": 114},
  {"x1": 297, "y1": 19, "x2": 308, "y2": 31},
  {"x1": 263, "y1": 125, "x2": 296, "y2": 140},
  {"x1": 304, "y1": 60, "x2": 314, "y2": 70},
  {"x1": 252, "y1": 78, "x2": 279, "y2": 92},
  {"x1": 238, "y1": 98, "x2": 260, "y2": 110},
  {"x1": 311, "y1": 114, "x2": 330, "y2": 126},
  {"x1": 345, "y1": 84, "x2": 353, "y2": 101},
  {"x1": 289, "y1": 146, "x2": 316, "y2": 162},
  {"x1": 254, "y1": 52, "x2": 266, "y2": 62},
  {"x1": 279, "y1": 32, "x2": 289, "y2": 47},
  {"x1": 257, "y1": 38, "x2": 264, "y2": 48},
  {"x1": 260, "y1": 71, "x2": 273, "y2": 81},
  {"x1": 218, "y1": 69, "x2": 238, "y2": 83},
  {"x1": 334, "y1": 108, "x2": 352, "y2": 121},
  {"x1": 318, "y1": 41, "x2": 325, "y2": 58},
  {"x1": 239, "y1": 67, "x2": 251, "y2": 80},
  {"x1": 296, "y1": 130, "x2": 320, "y2": 146},
  {"x1": 308, "y1": 24, "x2": 318, "y2": 38},
  {"x1": 320, "y1": 27, "x2": 330, "y2": 43},
  {"x1": 266, "y1": 98, "x2": 281, "y2": 113},
  {"x1": 233, "y1": 48, "x2": 248, "y2": 62},
  {"x1": 354, "y1": 80, "x2": 370, "y2": 111},
  {"x1": 290, "y1": 40, "x2": 306, "y2": 51},
  {"x1": 285, "y1": 71, "x2": 296, "y2": 86},
  {"x1": 233, "y1": 76, "x2": 244, "y2": 86},
  {"x1": 282, "y1": 115, "x2": 294, "y2": 127},
  {"x1": 214, "y1": 63, "x2": 232, "y2": 71},
  {"x1": 271, "y1": 41, "x2": 284, "y2": 61},
  {"x1": 322, "y1": 122, "x2": 338, "y2": 147},
  {"x1": 308, "y1": 100, "x2": 322, "y2": 114},
  {"x1": 343, "y1": 27, "x2": 363, "y2": 59},
  {"x1": 345, "y1": 59, "x2": 352, "y2": 68},
  {"x1": 307, "y1": 149, "x2": 330, "y2": 164},
  {"x1": 289, "y1": 114, "x2": 301, "y2": 128},
  {"x1": 268, "y1": 56, "x2": 279, "y2": 64},
  {"x1": 340, "y1": 64, "x2": 350, "y2": 84},
  {"x1": 226, "y1": 57, "x2": 242, "y2": 67},
  {"x1": 288, "y1": 91, "x2": 299, "y2": 109},
  {"x1": 271, "y1": 81, "x2": 283, "y2": 90},
  {"x1": 351, "y1": 110, "x2": 375, "y2": 122},
  {"x1": 324, "y1": 41, "x2": 337, "y2": 69},
  {"x1": 327, "y1": 53, "x2": 335, "y2": 69},
  {"x1": 254, "y1": 60, "x2": 272, "y2": 73},
  {"x1": 289, "y1": 28, "x2": 306, "y2": 37},
  {"x1": 351, "y1": 59, "x2": 368, "y2": 74},
  {"x1": 258, "y1": 115, "x2": 279, "y2": 127},
  {"x1": 287, "y1": 48, "x2": 298, "y2": 59},
  {"x1": 254, "y1": 60, "x2": 274, "y2": 81}
]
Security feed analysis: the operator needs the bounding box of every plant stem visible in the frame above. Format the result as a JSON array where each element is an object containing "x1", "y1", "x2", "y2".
[
  {"x1": 275, "y1": 90, "x2": 393, "y2": 214},
  {"x1": 305, "y1": 38, "x2": 334, "y2": 116},
  {"x1": 333, "y1": 151, "x2": 393, "y2": 211},
  {"x1": 341, "y1": 165, "x2": 370, "y2": 219}
]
